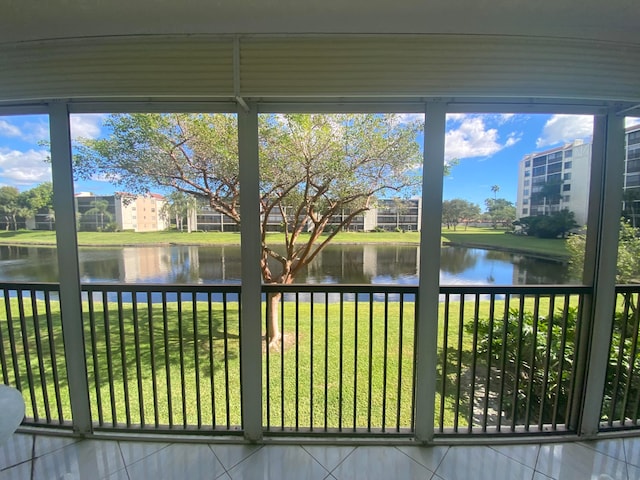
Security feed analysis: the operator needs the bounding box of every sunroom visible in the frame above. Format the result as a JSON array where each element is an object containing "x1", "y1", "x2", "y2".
[{"x1": 1, "y1": 1, "x2": 640, "y2": 478}]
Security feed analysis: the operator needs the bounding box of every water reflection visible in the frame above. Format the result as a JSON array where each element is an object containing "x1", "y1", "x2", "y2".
[{"x1": 0, "y1": 243, "x2": 574, "y2": 285}]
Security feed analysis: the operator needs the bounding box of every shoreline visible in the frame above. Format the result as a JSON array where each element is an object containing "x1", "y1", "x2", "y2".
[{"x1": 0, "y1": 239, "x2": 568, "y2": 261}]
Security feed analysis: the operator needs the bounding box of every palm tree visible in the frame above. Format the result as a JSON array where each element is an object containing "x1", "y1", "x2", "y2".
[
  {"x1": 491, "y1": 185, "x2": 500, "y2": 200},
  {"x1": 85, "y1": 200, "x2": 113, "y2": 231}
]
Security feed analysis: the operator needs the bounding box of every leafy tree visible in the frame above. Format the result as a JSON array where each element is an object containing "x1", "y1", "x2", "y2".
[
  {"x1": 442, "y1": 198, "x2": 480, "y2": 230},
  {"x1": 21, "y1": 182, "x2": 54, "y2": 213},
  {"x1": 518, "y1": 210, "x2": 577, "y2": 239},
  {"x1": 162, "y1": 191, "x2": 198, "y2": 232},
  {"x1": 568, "y1": 219, "x2": 640, "y2": 283},
  {"x1": 461, "y1": 201, "x2": 481, "y2": 230},
  {"x1": 484, "y1": 198, "x2": 516, "y2": 229},
  {"x1": 76, "y1": 113, "x2": 422, "y2": 345},
  {"x1": 20, "y1": 182, "x2": 55, "y2": 230},
  {"x1": 0, "y1": 186, "x2": 25, "y2": 230}
]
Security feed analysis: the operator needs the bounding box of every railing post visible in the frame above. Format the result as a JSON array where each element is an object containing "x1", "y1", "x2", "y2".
[
  {"x1": 49, "y1": 102, "x2": 93, "y2": 434},
  {"x1": 578, "y1": 111, "x2": 625, "y2": 436},
  {"x1": 414, "y1": 101, "x2": 446, "y2": 442},
  {"x1": 238, "y1": 103, "x2": 263, "y2": 441}
]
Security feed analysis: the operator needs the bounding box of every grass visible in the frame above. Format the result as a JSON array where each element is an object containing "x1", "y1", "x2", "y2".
[
  {"x1": 441, "y1": 227, "x2": 569, "y2": 259},
  {"x1": 0, "y1": 227, "x2": 568, "y2": 259},
  {"x1": 1, "y1": 291, "x2": 585, "y2": 432}
]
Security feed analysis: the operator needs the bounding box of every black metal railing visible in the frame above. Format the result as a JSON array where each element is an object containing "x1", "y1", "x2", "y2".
[
  {"x1": 0, "y1": 283, "x2": 71, "y2": 428},
  {"x1": 436, "y1": 285, "x2": 591, "y2": 435},
  {"x1": 80, "y1": 284, "x2": 242, "y2": 433},
  {"x1": 1, "y1": 281, "x2": 606, "y2": 437},
  {"x1": 600, "y1": 285, "x2": 640, "y2": 430},
  {"x1": 262, "y1": 284, "x2": 418, "y2": 435}
]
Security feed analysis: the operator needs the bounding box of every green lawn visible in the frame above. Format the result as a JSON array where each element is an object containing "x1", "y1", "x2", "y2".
[
  {"x1": 441, "y1": 227, "x2": 569, "y2": 259},
  {"x1": 1, "y1": 292, "x2": 583, "y2": 432},
  {"x1": 0, "y1": 227, "x2": 568, "y2": 259}
]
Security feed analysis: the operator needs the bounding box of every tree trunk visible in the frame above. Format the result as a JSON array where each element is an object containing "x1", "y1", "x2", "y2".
[{"x1": 267, "y1": 292, "x2": 282, "y2": 347}]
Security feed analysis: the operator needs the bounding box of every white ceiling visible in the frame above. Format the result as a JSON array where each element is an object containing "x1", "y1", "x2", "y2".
[{"x1": 2, "y1": 0, "x2": 639, "y2": 45}]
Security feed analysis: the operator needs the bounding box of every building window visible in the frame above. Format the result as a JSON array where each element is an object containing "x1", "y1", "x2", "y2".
[
  {"x1": 525, "y1": 170, "x2": 530, "y2": 177},
  {"x1": 525, "y1": 160, "x2": 531, "y2": 168},
  {"x1": 524, "y1": 179, "x2": 530, "y2": 186},
  {"x1": 533, "y1": 156, "x2": 547, "y2": 167},
  {"x1": 563, "y1": 195, "x2": 571, "y2": 202},
  {"x1": 533, "y1": 166, "x2": 546, "y2": 176},
  {"x1": 547, "y1": 162, "x2": 562, "y2": 174},
  {"x1": 564, "y1": 150, "x2": 573, "y2": 158},
  {"x1": 564, "y1": 161, "x2": 572, "y2": 169},
  {"x1": 564, "y1": 173, "x2": 571, "y2": 180},
  {"x1": 524, "y1": 189, "x2": 529, "y2": 196},
  {"x1": 563, "y1": 184, "x2": 571, "y2": 191},
  {"x1": 522, "y1": 208, "x2": 528, "y2": 215},
  {"x1": 523, "y1": 199, "x2": 528, "y2": 205}
]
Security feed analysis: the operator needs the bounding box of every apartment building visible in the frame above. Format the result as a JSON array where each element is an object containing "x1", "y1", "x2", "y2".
[
  {"x1": 75, "y1": 192, "x2": 167, "y2": 232},
  {"x1": 517, "y1": 124, "x2": 640, "y2": 226},
  {"x1": 516, "y1": 139, "x2": 591, "y2": 225}
]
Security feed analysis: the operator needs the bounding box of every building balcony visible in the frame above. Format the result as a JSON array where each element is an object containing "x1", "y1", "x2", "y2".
[{"x1": 1, "y1": 281, "x2": 640, "y2": 478}]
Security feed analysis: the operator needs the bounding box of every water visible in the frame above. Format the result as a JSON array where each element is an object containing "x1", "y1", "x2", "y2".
[{"x1": 0, "y1": 243, "x2": 574, "y2": 285}]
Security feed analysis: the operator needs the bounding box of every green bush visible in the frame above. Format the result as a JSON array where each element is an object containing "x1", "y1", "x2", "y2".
[{"x1": 472, "y1": 302, "x2": 640, "y2": 426}]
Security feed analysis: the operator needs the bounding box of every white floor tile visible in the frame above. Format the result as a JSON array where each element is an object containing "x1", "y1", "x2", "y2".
[
  {"x1": 0, "y1": 434, "x2": 33, "y2": 470},
  {"x1": 625, "y1": 437, "x2": 640, "y2": 468},
  {"x1": 331, "y1": 446, "x2": 434, "y2": 480},
  {"x1": 34, "y1": 436, "x2": 78, "y2": 459},
  {"x1": 210, "y1": 443, "x2": 262, "y2": 470},
  {"x1": 126, "y1": 443, "x2": 225, "y2": 480},
  {"x1": 580, "y1": 438, "x2": 626, "y2": 462},
  {"x1": 302, "y1": 445, "x2": 356, "y2": 472},
  {"x1": 435, "y1": 445, "x2": 535, "y2": 480},
  {"x1": 536, "y1": 443, "x2": 628, "y2": 480},
  {"x1": 396, "y1": 445, "x2": 449, "y2": 472},
  {"x1": 228, "y1": 445, "x2": 328, "y2": 480},
  {"x1": 32, "y1": 439, "x2": 125, "y2": 480},
  {"x1": 117, "y1": 440, "x2": 169, "y2": 466},
  {"x1": 0, "y1": 460, "x2": 32, "y2": 479},
  {"x1": 489, "y1": 444, "x2": 540, "y2": 469}
]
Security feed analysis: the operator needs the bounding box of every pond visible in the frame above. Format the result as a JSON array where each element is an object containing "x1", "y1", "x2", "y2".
[{"x1": 0, "y1": 243, "x2": 574, "y2": 285}]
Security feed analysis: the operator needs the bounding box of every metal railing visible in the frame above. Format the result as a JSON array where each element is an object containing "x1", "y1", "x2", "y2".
[
  {"x1": 0, "y1": 283, "x2": 71, "y2": 428},
  {"x1": 436, "y1": 285, "x2": 590, "y2": 435},
  {"x1": 81, "y1": 284, "x2": 242, "y2": 433},
  {"x1": 262, "y1": 284, "x2": 417, "y2": 435},
  {"x1": 3, "y1": 281, "x2": 626, "y2": 438},
  {"x1": 600, "y1": 285, "x2": 640, "y2": 430}
]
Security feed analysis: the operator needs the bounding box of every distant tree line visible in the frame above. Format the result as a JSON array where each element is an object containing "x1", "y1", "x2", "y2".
[{"x1": 0, "y1": 183, "x2": 54, "y2": 230}]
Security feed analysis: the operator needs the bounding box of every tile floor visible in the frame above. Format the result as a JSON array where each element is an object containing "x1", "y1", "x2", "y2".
[{"x1": 2, "y1": 432, "x2": 640, "y2": 479}]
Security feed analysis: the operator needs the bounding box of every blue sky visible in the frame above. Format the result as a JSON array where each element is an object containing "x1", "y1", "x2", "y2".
[{"x1": 1, "y1": 113, "x2": 639, "y2": 209}]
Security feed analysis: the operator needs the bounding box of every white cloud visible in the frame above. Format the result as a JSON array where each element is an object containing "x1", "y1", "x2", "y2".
[
  {"x1": 445, "y1": 116, "x2": 519, "y2": 161},
  {"x1": 0, "y1": 148, "x2": 51, "y2": 185},
  {"x1": 397, "y1": 113, "x2": 424, "y2": 124},
  {"x1": 0, "y1": 119, "x2": 23, "y2": 138},
  {"x1": 70, "y1": 114, "x2": 105, "y2": 140},
  {"x1": 536, "y1": 114, "x2": 593, "y2": 148},
  {"x1": 626, "y1": 117, "x2": 640, "y2": 128}
]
